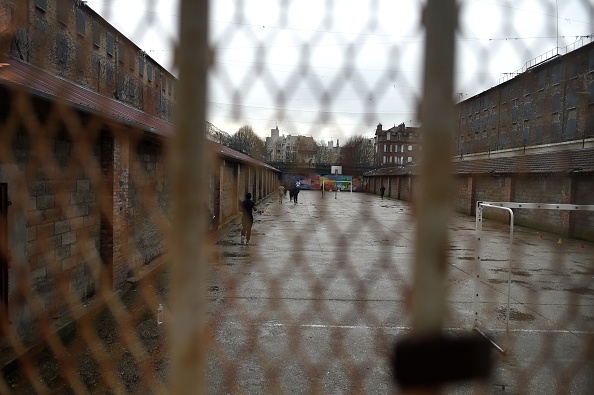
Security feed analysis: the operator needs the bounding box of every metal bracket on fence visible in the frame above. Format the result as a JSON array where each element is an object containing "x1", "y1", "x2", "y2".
[{"x1": 392, "y1": 333, "x2": 492, "y2": 389}]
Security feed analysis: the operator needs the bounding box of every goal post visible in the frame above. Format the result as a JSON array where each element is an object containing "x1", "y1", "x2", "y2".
[
  {"x1": 474, "y1": 202, "x2": 594, "y2": 353},
  {"x1": 322, "y1": 180, "x2": 353, "y2": 199},
  {"x1": 321, "y1": 179, "x2": 352, "y2": 199}
]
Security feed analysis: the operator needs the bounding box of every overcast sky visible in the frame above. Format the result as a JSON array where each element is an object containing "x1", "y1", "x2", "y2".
[{"x1": 85, "y1": 0, "x2": 593, "y2": 144}]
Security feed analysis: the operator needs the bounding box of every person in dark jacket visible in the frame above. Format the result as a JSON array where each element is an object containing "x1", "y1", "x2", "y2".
[
  {"x1": 380, "y1": 184, "x2": 386, "y2": 199},
  {"x1": 291, "y1": 184, "x2": 300, "y2": 204},
  {"x1": 240, "y1": 192, "x2": 257, "y2": 245}
]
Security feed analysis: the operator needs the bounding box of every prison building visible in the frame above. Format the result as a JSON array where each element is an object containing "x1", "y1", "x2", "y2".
[
  {"x1": 365, "y1": 39, "x2": 594, "y2": 241},
  {"x1": 0, "y1": 0, "x2": 279, "y2": 340}
]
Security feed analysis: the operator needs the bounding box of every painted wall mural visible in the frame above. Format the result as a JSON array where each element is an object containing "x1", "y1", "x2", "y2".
[{"x1": 281, "y1": 174, "x2": 365, "y2": 191}]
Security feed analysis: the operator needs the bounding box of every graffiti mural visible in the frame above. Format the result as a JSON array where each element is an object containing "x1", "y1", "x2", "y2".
[{"x1": 281, "y1": 174, "x2": 365, "y2": 191}]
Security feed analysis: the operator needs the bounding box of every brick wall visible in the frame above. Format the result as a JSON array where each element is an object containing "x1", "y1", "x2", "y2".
[
  {"x1": 387, "y1": 176, "x2": 395, "y2": 198},
  {"x1": 111, "y1": 131, "x2": 130, "y2": 288},
  {"x1": 572, "y1": 175, "x2": 594, "y2": 240},
  {"x1": 512, "y1": 176, "x2": 567, "y2": 233},
  {"x1": 366, "y1": 172, "x2": 594, "y2": 241},
  {"x1": 2, "y1": 124, "x2": 101, "y2": 337},
  {"x1": 238, "y1": 165, "x2": 247, "y2": 203},
  {"x1": 400, "y1": 176, "x2": 412, "y2": 201},
  {"x1": 6, "y1": 0, "x2": 176, "y2": 123},
  {"x1": 128, "y1": 137, "x2": 168, "y2": 270},
  {"x1": 221, "y1": 160, "x2": 236, "y2": 220},
  {"x1": 475, "y1": 176, "x2": 513, "y2": 221},
  {"x1": 453, "y1": 176, "x2": 474, "y2": 215},
  {"x1": 456, "y1": 42, "x2": 594, "y2": 156},
  {"x1": 1, "y1": 0, "x2": 283, "y2": 343}
]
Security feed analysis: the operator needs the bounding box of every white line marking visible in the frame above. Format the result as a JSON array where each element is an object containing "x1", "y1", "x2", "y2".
[{"x1": 229, "y1": 322, "x2": 594, "y2": 335}]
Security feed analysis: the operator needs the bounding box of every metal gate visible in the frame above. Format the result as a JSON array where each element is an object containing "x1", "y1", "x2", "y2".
[{"x1": 0, "y1": 0, "x2": 593, "y2": 393}]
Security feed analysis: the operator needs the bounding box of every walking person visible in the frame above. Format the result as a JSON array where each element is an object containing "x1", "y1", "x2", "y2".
[
  {"x1": 380, "y1": 184, "x2": 386, "y2": 200},
  {"x1": 278, "y1": 184, "x2": 285, "y2": 203},
  {"x1": 291, "y1": 184, "x2": 300, "y2": 204},
  {"x1": 240, "y1": 192, "x2": 257, "y2": 245}
]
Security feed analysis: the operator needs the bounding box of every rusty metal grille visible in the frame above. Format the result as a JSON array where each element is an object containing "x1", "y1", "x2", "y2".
[{"x1": 0, "y1": 0, "x2": 593, "y2": 394}]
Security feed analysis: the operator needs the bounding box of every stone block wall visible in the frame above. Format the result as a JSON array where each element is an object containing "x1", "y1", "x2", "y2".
[
  {"x1": 474, "y1": 176, "x2": 513, "y2": 221},
  {"x1": 453, "y1": 177, "x2": 474, "y2": 215},
  {"x1": 513, "y1": 176, "x2": 568, "y2": 233},
  {"x1": 221, "y1": 160, "x2": 236, "y2": 220},
  {"x1": 391, "y1": 177, "x2": 401, "y2": 199},
  {"x1": 128, "y1": 137, "x2": 167, "y2": 269},
  {"x1": 0, "y1": 1, "x2": 283, "y2": 343},
  {"x1": 238, "y1": 166, "x2": 247, "y2": 202},
  {"x1": 366, "y1": 171, "x2": 593, "y2": 241},
  {"x1": 572, "y1": 176, "x2": 594, "y2": 240},
  {"x1": 1, "y1": 123, "x2": 102, "y2": 337},
  {"x1": 400, "y1": 176, "x2": 412, "y2": 201},
  {"x1": 455, "y1": 42, "x2": 594, "y2": 156}
]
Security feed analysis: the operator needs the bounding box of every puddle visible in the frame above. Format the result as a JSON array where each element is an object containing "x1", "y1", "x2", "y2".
[
  {"x1": 498, "y1": 306, "x2": 535, "y2": 322},
  {"x1": 488, "y1": 279, "x2": 531, "y2": 287},
  {"x1": 511, "y1": 270, "x2": 530, "y2": 277},
  {"x1": 564, "y1": 287, "x2": 594, "y2": 296},
  {"x1": 222, "y1": 252, "x2": 249, "y2": 258},
  {"x1": 491, "y1": 268, "x2": 531, "y2": 276}
]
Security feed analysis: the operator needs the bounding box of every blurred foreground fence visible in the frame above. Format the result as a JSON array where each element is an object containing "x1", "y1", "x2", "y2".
[{"x1": 0, "y1": 0, "x2": 593, "y2": 393}]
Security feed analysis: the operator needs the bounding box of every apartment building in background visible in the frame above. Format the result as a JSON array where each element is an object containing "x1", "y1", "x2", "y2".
[
  {"x1": 374, "y1": 123, "x2": 421, "y2": 167},
  {"x1": 266, "y1": 126, "x2": 320, "y2": 166}
]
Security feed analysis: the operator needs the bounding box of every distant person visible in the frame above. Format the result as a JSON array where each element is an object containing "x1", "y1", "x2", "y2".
[
  {"x1": 205, "y1": 203, "x2": 216, "y2": 233},
  {"x1": 278, "y1": 185, "x2": 285, "y2": 203},
  {"x1": 291, "y1": 184, "x2": 300, "y2": 204},
  {"x1": 380, "y1": 184, "x2": 386, "y2": 200},
  {"x1": 289, "y1": 185, "x2": 294, "y2": 202},
  {"x1": 240, "y1": 192, "x2": 257, "y2": 245}
]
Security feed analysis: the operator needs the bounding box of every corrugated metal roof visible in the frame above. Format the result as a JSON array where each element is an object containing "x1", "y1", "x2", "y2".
[
  {"x1": 0, "y1": 59, "x2": 175, "y2": 137},
  {"x1": 0, "y1": 59, "x2": 279, "y2": 172},
  {"x1": 363, "y1": 166, "x2": 415, "y2": 177},
  {"x1": 208, "y1": 140, "x2": 279, "y2": 171},
  {"x1": 453, "y1": 149, "x2": 594, "y2": 174},
  {"x1": 364, "y1": 148, "x2": 594, "y2": 176}
]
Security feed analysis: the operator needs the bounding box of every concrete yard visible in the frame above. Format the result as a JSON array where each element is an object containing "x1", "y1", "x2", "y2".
[{"x1": 207, "y1": 190, "x2": 594, "y2": 394}]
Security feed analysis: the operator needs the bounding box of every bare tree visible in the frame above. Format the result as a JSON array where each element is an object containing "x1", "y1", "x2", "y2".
[
  {"x1": 228, "y1": 125, "x2": 266, "y2": 159},
  {"x1": 315, "y1": 140, "x2": 330, "y2": 165},
  {"x1": 339, "y1": 135, "x2": 375, "y2": 167}
]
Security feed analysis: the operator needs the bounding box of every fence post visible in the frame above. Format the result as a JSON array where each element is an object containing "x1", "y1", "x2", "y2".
[
  {"x1": 171, "y1": 0, "x2": 209, "y2": 394},
  {"x1": 412, "y1": 0, "x2": 457, "y2": 337}
]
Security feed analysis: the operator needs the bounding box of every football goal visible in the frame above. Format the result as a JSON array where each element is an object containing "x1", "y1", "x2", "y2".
[
  {"x1": 474, "y1": 201, "x2": 594, "y2": 353},
  {"x1": 321, "y1": 180, "x2": 352, "y2": 199}
]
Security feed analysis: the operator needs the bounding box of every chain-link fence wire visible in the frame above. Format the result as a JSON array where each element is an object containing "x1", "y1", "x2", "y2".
[{"x1": 0, "y1": 0, "x2": 593, "y2": 393}]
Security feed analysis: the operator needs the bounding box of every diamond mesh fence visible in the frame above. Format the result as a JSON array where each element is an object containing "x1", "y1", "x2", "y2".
[{"x1": 0, "y1": 0, "x2": 593, "y2": 394}]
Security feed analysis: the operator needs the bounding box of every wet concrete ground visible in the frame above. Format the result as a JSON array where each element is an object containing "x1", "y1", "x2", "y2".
[{"x1": 208, "y1": 190, "x2": 594, "y2": 394}]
